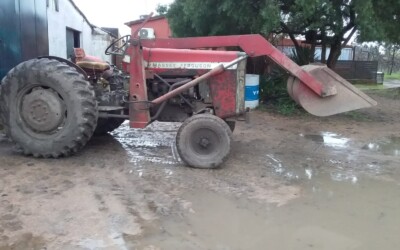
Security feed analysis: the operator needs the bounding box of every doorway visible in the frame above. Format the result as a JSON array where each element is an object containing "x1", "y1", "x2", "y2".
[{"x1": 66, "y1": 28, "x2": 80, "y2": 59}]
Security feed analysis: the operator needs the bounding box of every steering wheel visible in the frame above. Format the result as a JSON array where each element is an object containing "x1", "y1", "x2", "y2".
[{"x1": 105, "y1": 35, "x2": 131, "y2": 56}]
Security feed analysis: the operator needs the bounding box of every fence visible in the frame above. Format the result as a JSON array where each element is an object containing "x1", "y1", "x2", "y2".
[{"x1": 333, "y1": 61, "x2": 378, "y2": 83}]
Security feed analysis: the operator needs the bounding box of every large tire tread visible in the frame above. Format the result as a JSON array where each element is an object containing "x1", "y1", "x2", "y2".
[
  {"x1": 0, "y1": 58, "x2": 98, "y2": 158},
  {"x1": 176, "y1": 114, "x2": 232, "y2": 169}
]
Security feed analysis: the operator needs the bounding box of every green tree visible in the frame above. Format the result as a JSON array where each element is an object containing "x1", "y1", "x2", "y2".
[
  {"x1": 277, "y1": 0, "x2": 358, "y2": 67},
  {"x1": 166, "y1": 0, "x2": 400, "y2": 69},
  {"x1": 156, "y1": 4, "x2": 168, "y2": 15},
  {"x1": 357, "y1": 0, "x2": 400, "y2": 75},
  {"x1": 357, "y1": 0, "x2": 400, "y2": 44},
  {"x1": 384, "y1": 44, "x2": 400, "y2": 75},
  {"x1": 167, "y1": 0, "x2": 280, "y2": 37}
]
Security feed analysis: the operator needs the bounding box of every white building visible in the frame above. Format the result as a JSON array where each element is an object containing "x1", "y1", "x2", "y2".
[
  {"x1": 0, "y1": 0, "x2": 118, "y2": 79},
  {"x1": 276, "y1": 39, "x2": 354, "y2": 61},
  {"x1": 47, "y1": 0, "x2": 116, "y2": 62}
]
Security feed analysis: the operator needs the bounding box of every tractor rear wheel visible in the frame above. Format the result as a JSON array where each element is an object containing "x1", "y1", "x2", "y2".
[
  {"x1": 0, "y1": 58, "x2": 97, "y2": 157},
  {"x1": 176, "y1": 114, "x2": 232, "y2": 168}
]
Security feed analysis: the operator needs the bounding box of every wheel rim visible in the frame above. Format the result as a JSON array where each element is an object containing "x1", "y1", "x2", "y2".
[
  {"x1": 19, "y1": 86, "x2": 66, "y2": 133},
  {"x1": 190, "y1": 128, "x2": 221, "y2": 156}
]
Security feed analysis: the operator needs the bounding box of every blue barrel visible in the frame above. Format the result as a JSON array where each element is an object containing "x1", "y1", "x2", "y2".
[{"x1": 245, "y1": 74, "x2": 260, "y2": 109}]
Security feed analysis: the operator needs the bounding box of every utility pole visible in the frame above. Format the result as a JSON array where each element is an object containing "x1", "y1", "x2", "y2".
[{"x1": 389, "y1": 45, "x2": 396, "y2": 75}]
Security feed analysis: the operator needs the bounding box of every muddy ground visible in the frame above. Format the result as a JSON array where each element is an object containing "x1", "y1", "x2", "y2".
[{"x1": 0, "y1": 89, "x2": 399, "y2": 250}]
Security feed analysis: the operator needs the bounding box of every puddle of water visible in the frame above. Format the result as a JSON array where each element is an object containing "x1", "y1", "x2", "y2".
[
  {"x1": 77, "y1": 212, "x2": 142, "y2": 250},
  {"x1": 265, "y1": 153, "x2": 388, "y2": 185},
  {"x1": 78, "y1": 238, "x2": 107, "y2": 250},
  {"x1": 302, "y1": 132, "x2": 350, "y2": 149},
  {"x1": 330, "y1": 172, "x2": 358, "y2": 184},
  {"x1": 78, "y1": 233, "x2": 129, "y2": 250},
  {"x1": 130, "y1": 176, "x2": 400, "y2": 250},
  {"x1": 111, "y1": 121, "x2": 181, "y2": 166},
  {"x1": 266, "y1": 154, "x2": 301, "y2": 180},
  {"x1": 362, "y1": 136, "x2": 400, "y2": 156}
]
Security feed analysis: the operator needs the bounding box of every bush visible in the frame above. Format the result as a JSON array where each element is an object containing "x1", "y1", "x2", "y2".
[
  {"x1": 259, "y1": 67, "x2": 300, "y2": 115},
  {"x1": 258, "y1": 47, "x2": 316, "y2": 115},
  {"x1": 290, "y1": 47, "x2": 315, "y2": 66}
]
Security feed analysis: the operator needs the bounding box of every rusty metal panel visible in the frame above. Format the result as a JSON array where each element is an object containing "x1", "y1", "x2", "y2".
[
  {"x1": 129, "y1": 49, "x2": 151, "y2": 128},
  {"x1": 209, "y1": 71, "x2": 237, "y2": 118},
  {"x1": 129, "y1": 40, "x2": 150, "y2": 127}
]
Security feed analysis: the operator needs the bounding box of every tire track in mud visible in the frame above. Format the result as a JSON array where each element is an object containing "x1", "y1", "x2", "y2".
[{"x1": 1, "y1": 97, "x2": 399, "y2": 248}]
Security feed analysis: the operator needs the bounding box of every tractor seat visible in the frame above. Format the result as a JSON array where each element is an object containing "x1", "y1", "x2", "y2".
[
  {"x1": 73, "y1": 48, "x2": 110, "y2": 71},
  {"x1": 76, "y1": 56, "x2": 110, "y2": 71}
]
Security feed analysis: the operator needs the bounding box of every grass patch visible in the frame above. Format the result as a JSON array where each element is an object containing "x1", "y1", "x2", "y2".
[
  {"x1": 275, "y1": 97, "x2": 302, "y2": 115},
  {"x1": 354, "y1": 84, "x2": 386, "y2": 91},
  {"x1": 384, "y1": 72, "x2": 400, "y2": 80},
  {"x1": 275, "y1": 100, "x2": 297, "y2": 115},
  {"x1": 368, "y1": 88, "x2": 400, "y2": 99},
  {"x1": 257, "y1": 102, "x2": 305, "y2": 116},
  {"x1": 341, "y1": 111, "x2": 371, "y2": 121}
]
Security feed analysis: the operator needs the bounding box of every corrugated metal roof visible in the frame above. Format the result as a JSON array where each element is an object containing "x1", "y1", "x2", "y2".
[
  {"x1": 67, "y1": 0, "x2": 94, "y2": 29},
  {"x1": 67, "y1": 0, "x2": 117, "y2": 38}
]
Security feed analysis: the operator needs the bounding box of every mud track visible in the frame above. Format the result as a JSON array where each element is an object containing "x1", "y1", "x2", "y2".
[{"x1": 0, "y1": 90, "x2": 399, "y2": 249}]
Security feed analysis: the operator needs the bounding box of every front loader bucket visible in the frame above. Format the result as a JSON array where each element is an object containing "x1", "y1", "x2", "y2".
[{"x1": 287, "y1": 64, "x2": 377, "y2": 116}]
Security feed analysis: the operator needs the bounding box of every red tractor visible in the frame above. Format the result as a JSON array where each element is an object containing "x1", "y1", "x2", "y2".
[{"x1": 0, "y1": 18, "x2": 376, "y2": 168}]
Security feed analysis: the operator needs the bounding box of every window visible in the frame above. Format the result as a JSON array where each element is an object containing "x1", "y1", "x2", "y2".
[{"x1": 54, "y1": 0, "x2": 59, "y2": 11}]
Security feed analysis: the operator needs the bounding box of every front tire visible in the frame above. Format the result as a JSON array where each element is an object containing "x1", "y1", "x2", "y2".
[
  {"x1": 0, "y1": 58, "x2": 98, "y2": 157},
  {"x1": 176, "y1": 114, "x2": 232, "y2": 168}
]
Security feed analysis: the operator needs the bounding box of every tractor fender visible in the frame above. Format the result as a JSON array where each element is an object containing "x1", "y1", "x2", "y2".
[{"x1": 37, "y1": 56, "x2": 88, "y2": 79}]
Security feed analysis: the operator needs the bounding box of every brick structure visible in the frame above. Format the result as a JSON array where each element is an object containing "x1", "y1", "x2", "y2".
[{"x1": 126, "y1": 16, "x2": 172, "y2": 39}]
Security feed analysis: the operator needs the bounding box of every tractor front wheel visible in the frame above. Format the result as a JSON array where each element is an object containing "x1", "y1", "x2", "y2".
[
  {"x1": 176, "y1": 114, "x2": 232, "y2": 168},
  {"x1": 0, "y1": 58, "x2": 98, "y2": 157}
]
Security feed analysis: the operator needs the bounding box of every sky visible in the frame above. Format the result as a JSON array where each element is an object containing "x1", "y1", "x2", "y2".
[{"x1": 73, "y1": 0, "x2": 174, "y2": 35}]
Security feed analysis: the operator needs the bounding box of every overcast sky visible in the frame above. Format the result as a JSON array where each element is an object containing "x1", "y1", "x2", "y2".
[{"x1": 73, "y1": 0, "x2": 174, "y2": 35}]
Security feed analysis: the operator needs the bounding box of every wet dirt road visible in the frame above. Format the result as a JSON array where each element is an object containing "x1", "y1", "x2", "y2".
[{"x1": 0, "y1": 90, "x2": 400, "y2": 250}]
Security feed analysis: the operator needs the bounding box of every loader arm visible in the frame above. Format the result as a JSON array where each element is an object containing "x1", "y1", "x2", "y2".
[{"x1": 140, "y1": 34, "x2": 336, "y2": 97}]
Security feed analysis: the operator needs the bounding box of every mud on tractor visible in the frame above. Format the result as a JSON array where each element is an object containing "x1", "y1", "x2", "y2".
[{"x1": 0, "y1": 17, "x2": 376, "y2": 168}]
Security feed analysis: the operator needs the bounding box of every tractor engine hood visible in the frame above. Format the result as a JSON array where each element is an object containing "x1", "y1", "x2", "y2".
[{"x1": 142, "y1": 48, "x2": 245, "y2": 74}]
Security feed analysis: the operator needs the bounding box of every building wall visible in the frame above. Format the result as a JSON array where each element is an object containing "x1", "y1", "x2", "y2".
[
  {"x1": 91, "y1": 28, "x2": 114, "y2": 63},
  {"x1": 277, "y1": 45, "x2": 353, "y2": 61},
  {"x1": 314, "y1": 47, "x2": 353, "y2": 61},
  {"x1": 47, "y1": 0, "x2": 112, "y2": 62},
  {"x1": 129, "y1": 18, "x2": 172, "y2": 39}
]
